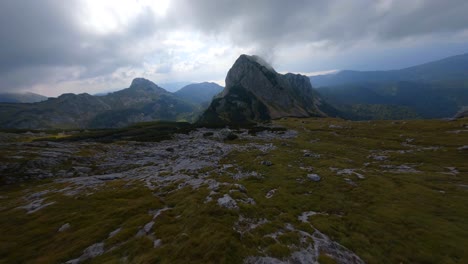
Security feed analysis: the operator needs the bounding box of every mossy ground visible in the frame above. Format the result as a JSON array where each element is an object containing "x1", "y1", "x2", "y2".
[{"x1": 0, "y1": 118, "x2": 467, "y2": 263}]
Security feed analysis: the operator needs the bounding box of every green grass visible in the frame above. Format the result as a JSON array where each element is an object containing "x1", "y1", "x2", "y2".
[
  {"x1": 35, "y1": 121, "x2": 195, "y2": 143},
  {"x1": 0, "y1": 118, "x2": 467, "y2": 263}
]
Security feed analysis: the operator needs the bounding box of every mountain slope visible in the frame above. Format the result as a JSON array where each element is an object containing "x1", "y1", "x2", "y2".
[
  {"x1": 174, "y1": 82, "x2": 223, "y2": 105},
  {"x1": 311, "y1": 53, "x2": 468, "y2": 119},
  {"x1": 198, "y1": 55, "x2": 338, "y2": 125},
  {"x1": 0, "y1": 92, "x2": 47, "y2": 103},
  {"x1": 0, "y1": 93, "x2": 112, "y2": 129},
  {"x1": 311, "y1": 53, "x2": 468, "y2": 87},
  {"x1": 0, "y1": 78, "x2": 197, "y2": 129}
]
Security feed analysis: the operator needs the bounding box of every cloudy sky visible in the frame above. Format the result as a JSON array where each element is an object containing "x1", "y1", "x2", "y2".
[{"x1": 1, "y1": 0, "x2": 468, "y2": 96}]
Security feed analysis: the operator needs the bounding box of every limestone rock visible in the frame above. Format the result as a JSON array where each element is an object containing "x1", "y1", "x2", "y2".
[
  {"x1": 217, "y1": 194, "x2": 238, "y2": 209},
  {"x1": 58, "y1": 223, "x2": 71, "y2": 232},
  {"x1": 198, "y1": 54, "x2": 338, "y2": 125},
  {"x1": 307, "y1": 174, "x2": 321, "y2": 182},
  {"x1": 66, "y1": 242, "x2": 104, "y2": 264}
]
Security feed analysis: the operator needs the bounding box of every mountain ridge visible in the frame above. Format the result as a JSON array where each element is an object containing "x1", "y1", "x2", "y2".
[
  {"x1": 311, "y1": 52, "x2": 468, "y2": 87},
  {"x1": 0, "y1": 92, "x2": 48, "y2": 103},
  {"x1": 0, "y1": 78, "x2": 198, "y2": 129},
  {"x1": 312, "y1": 52, "x2": 468, "y2": 119}
]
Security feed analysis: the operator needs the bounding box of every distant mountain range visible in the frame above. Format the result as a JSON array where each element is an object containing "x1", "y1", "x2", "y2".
[
  {"x1": 174, "y1": 82, "x2": 223, "y2": 105},
  {"x1": 159, "y1": 82, "x2": 194, "y2": 92},
  {"x1": 0, "y1": 92, "x2": 47, "y2": 103},
  {"x1": 0, "y1": 79, "x2": 221, "y2": 129},
  {"x1": 311, "y1": 53, "x2": 468, "y2": 119}
]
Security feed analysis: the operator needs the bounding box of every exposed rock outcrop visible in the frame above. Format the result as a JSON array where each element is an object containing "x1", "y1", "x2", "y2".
[
  {"x1": 198, "y1": 54, "x2": 338, "y2": 125},
  {"x1": 453, "y1": 106, "x2": 468, "y2": 119}
]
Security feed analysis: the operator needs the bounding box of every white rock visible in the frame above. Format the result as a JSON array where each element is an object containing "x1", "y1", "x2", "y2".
[
  {"x1": 217, "y1": 194, "x2": 238, "y2": 209},
  {"x1": 58, "y1": 223, "x2": 71, "y2": 232},
  {"x1": 265, "y1": 189, "x2": 277, "y2": 199},
  {"x1": 108, "y1": 227, "x2": 121, "y2": 238},
  {"x1": 307, "y1": 174, "x2": 321, "y2": 182},
  {"x1": 66, "y1": 242, "x2": 104, "y2": 264},
  {"x1": 153, "y1": 239, "x2": 162, "y2": 248}
]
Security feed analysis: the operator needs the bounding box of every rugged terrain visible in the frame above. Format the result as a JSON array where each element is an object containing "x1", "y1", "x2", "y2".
[
  {"x1": 199, "y1": 55, "x2": 338, "y2": 125},
  {"x1": 0, "y1": 79, "x2": 218, "y2": 129},
  {"x1": 1, "y1": 117, "x2": 467, "y2": 263}
]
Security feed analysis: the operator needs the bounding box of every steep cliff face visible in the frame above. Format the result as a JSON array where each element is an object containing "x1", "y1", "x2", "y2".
[{"x1": 198, "y1": 54, "x2": 337, "y2": 125}]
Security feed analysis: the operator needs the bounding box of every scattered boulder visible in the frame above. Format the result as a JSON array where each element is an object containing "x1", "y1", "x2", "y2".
[
  {"x1": 153, "y1": 239, "x2": 162, "y2": 248},
  {"x1": 217, "y1": 194, "x2": 239, "y2": 209},
  {"x1": 261, "y1": 160, "x2": 273, "y2": 166},
  {"x1": 368, "y1": 154, "x2": 388, "y2": 161},
  {"x1": 344, "y1": 178, "x2": 357, "y2": 186},
  {"x1": 303, "y1": 151, "x2": 321, "y2": 158},
  {"x1": 299, "y1": 166, "x2": 314, "y2": 172},
  {"x1": 330, "y1": 168, "x2": 366, "y2": 179},
  {"x1": 66, "y1": 242, "x2": 104, "y2": 264},
  {"x1": 265, "y1": 189, "x2": 277, "y2": 199},
  {"x1": 58, "y1": 223, "x2": 71, "y2": 232},
  {"x1": 307, "y1": 174, "x2": 321, "y2": 182}
]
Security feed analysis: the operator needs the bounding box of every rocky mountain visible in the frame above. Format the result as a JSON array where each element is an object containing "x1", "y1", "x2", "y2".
[
  {"x1": 198, "y1": 55, "x2": 338, "y2": 125},
  {"x1": 0, "y1": 92, "x2": 47, "y2": 103},
  {"x1": 174, "y1": 82, "x2": 223, "y2": 105},
  {"x1": 0, "y1": 78, "x2": 197, "y2": 129},
  {"x1": 312, "y1": 53, "x2": 468, "y2": 119}
]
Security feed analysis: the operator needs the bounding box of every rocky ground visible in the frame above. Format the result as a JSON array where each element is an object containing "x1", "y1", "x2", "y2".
[{"x1": 0, "y1": 118, "x2": 467, "y2": 263}]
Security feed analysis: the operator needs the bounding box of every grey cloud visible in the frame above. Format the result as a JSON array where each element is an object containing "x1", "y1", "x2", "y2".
[
  {"x1": 167, "y1": 0, "x2": 468, "y2": 51},
  {"x1": 0, "y1": 0, "x2": 161, "y2": 92},
  {"x1": 1, "y1": 0, "x2": 467, "y2": 93},
  {"x1": 375, "y1": 1, "x2": 468, "y2": 39}
]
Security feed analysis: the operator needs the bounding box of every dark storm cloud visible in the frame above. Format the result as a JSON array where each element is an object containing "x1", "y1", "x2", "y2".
[
  {"x1": 0, "y1": 0, "x2": 467, "y2": 93},
  {"x1": 0, "y1": 0, "x2": 161, "y2": 91},
  {"x1": 167, "y1": 0, "x2": 468, "y2": 50},
  {"x1": 375, "y1": 1, "x2": 468, "y2": 40}
]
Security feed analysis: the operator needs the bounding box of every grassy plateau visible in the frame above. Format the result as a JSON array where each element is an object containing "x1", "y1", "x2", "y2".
[{"x1": 0, "y1": 118, "x2": 467, "y2": 263}]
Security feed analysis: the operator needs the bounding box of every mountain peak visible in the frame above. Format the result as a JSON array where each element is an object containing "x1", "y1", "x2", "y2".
[
  {"x1": 198, "y1": 54, "x2": 338, "y2": 125},
  {"x1": 129, "y1": 78, "x2": 163, "y2": 91},
  {"x1": 236, "y1": 54, "x2": 275, "y2": 72}
]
